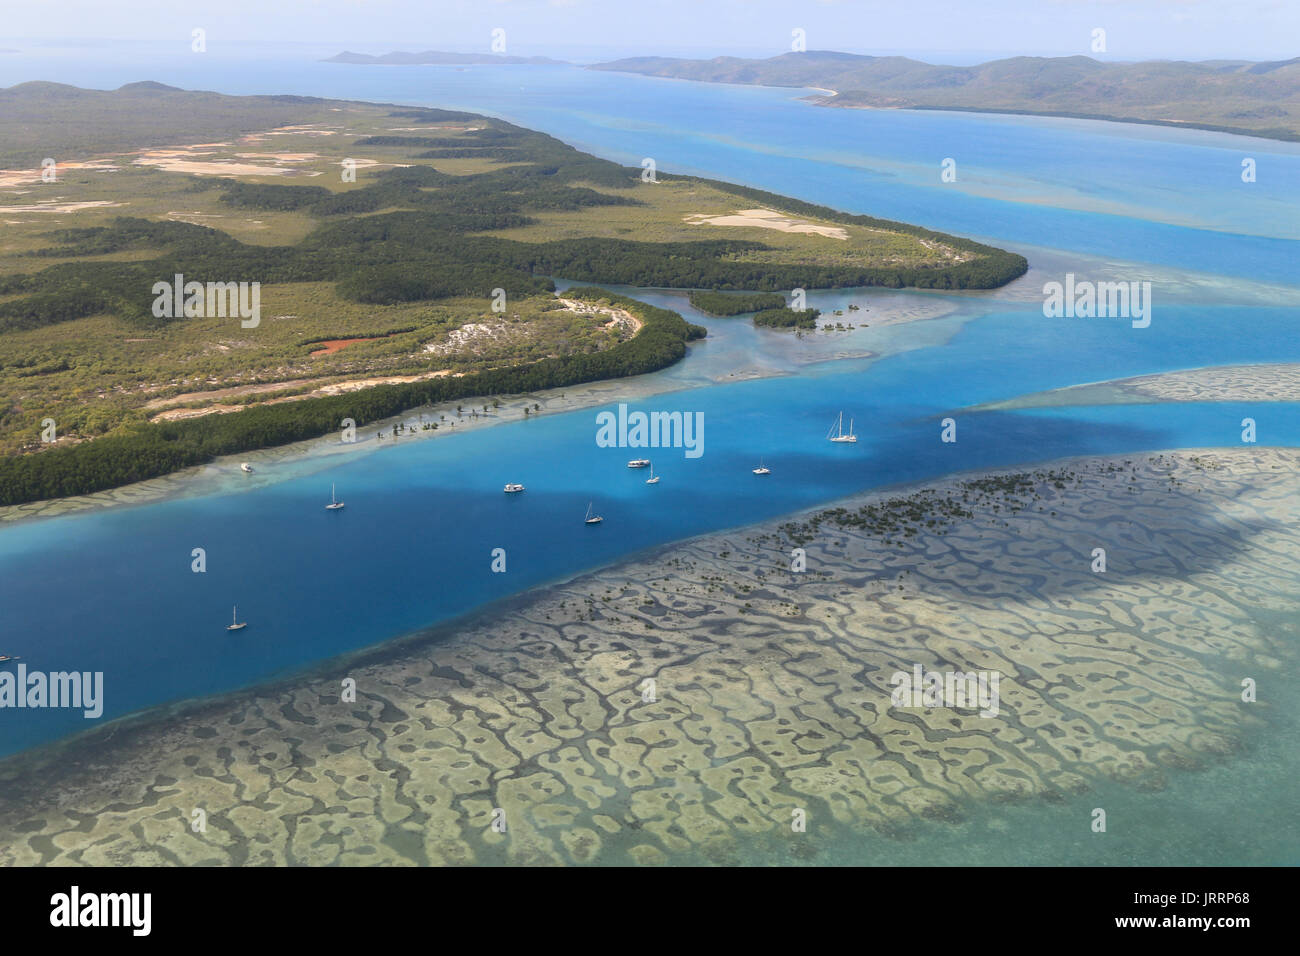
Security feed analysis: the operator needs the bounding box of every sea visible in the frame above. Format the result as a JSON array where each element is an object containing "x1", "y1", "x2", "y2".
[{"x1": 0, "y1": 42, "x2": 1297, "y2": 864}]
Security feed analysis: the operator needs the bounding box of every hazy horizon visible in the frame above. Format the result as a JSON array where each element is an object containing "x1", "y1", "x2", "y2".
[{"x1": 2, "y1": 1, "x2": 1297, "y2": 64}]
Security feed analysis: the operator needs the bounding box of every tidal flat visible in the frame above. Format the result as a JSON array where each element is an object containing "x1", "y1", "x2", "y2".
[
  {"x1": 976, "y1": 362, "x2": 1300, "y2": 411},
  {"x1": 0, "y1": 447, "x2": 1292, "y2": 865}
]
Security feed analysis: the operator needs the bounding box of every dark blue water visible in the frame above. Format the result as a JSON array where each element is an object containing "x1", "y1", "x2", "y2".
[{"x1": 3, "y1": 299, "x2": 1298, "y2": 753}]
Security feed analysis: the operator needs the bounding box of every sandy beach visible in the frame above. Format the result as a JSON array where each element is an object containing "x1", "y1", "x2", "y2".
[
  {"x1": 0, "y1": 446, "x2": 1289, "y2": 865},
  {"x1": 0, "y1": 375, "x2": 684, "y2": 526}
]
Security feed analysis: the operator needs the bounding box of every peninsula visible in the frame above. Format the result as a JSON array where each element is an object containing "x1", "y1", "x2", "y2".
[
  {"x1": 592, "y1": 50, "x2": 1300, "y2": 142},
  {"x1": 0, "y1": 82, "x2": 1025, "y2": 506}
]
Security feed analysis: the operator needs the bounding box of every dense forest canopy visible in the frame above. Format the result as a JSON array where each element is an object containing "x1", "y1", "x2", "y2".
[
  {"x1": 752, "y1": 307, "x2": 821, "y2": 330},
  {"x1": 687, "y1": 291, "x2": 787, "y2": 315}
]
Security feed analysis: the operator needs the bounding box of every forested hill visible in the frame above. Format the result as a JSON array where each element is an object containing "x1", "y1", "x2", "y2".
[{"x1": 592, "y1": 51, "x2": 1300, "y2": 142}]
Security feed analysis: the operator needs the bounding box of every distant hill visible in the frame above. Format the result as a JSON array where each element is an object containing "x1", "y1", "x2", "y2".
[
  {"x1": 592, "y1": 51, "x2": 1300, "y2": 141},
  {"x1": 326, "y1": 50, "x2": 567, "y2": 66}
]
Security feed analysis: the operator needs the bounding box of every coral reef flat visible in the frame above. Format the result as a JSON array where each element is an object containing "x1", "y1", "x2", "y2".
[{"x1": 0, "y1": 447, "x2": 1291, "y2": 865}]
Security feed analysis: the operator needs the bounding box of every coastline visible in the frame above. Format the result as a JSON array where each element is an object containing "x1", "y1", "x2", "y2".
[
  {"x1": 601, "y1": 73, "x2": 1300, "y2": 145},
  {"x1": 2, "y1": 445, "x2": 1291, "y2": 865},
  {"x1": 895, "y1": 103, "x2": 1300, "y2": 145},
  {"x1": 0, "y1": 347, "x2": 714, "y2": 527},
  {"x1": 319, "y1": 59, "x2": 1297, "y2": 144},
  {"x1": 795, "y1": 92, "x2": 1300, "y2": 144},
  {"x1": 0, "y1": 280, "x2": 990, "y2": 527}
]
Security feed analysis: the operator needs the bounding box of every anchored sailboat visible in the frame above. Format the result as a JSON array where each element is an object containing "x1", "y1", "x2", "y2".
[
  {"x1": 753, "y1": 458, "x2": 771, "y2": 476},
  {"x1": 645, "y1": 461, "x2": 660, "y2": 484},
  {"x1": 226, "y1": 606, "x2": 247, "y2": 632},
  {"x1": 584, "y1": 502, "x2": 604, "y2": 524},
  {"x1": 828, "y1": 411, "x2": 857, "y2": 443},
  {"x1": 326, "y1": 483, "x2": 345, "y2": 510}
]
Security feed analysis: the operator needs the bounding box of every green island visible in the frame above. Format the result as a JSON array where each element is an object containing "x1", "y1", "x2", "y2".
[
  {"x1": 0, "y1": 82, "x2": 1026, "y2": 506},
  {"x1": 752, "y1": 307, "x2": 820, "y2": 330},
  {"x1": 686, "y1": 290, "x2": 787, "y2": 315}
]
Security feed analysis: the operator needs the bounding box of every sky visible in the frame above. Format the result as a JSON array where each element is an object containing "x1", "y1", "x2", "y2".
[{"x1": 1, "y1": 0, "x2": 1297, "y2": 64}]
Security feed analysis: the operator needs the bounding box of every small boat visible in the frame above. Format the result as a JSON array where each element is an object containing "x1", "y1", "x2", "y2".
[
  {"x1": 504, "y1": 483, "x2": 525, "y2": 493},
  {"x1": 325, "y1": 483, "x2": 345, "y2": 510},
  {"x1": 645, "y1": 462, "x2": 660, "y2": 485},
  {"x1": 0, "y1": 655, "x2": 20, "y2": 665},
  {"x1": 226, "y1": 606, "x2": 247, "y2": 632},
  {"x1": 584, "y1": 502, "x2": 603, "y2": 525},
  {"x1": 240, "y1": 463, "x2": 254, "y2": 473},
  {"x1": 753, "y1": 458, "x2": 771, "y2": 476},
  {"x1": 627, "y1": 459, "x2": 650, "y2": 468},
  {"x1": 828, "y1": 411, "x2": 857, "y2": 443}
]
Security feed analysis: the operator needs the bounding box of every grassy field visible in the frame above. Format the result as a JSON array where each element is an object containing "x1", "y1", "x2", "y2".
[
  {"x1": 483, "y1": 178, "x2": 968, "y2": 268},
  {"x1": 1, "y1": 285, "x2": 626, "y2": 451}
]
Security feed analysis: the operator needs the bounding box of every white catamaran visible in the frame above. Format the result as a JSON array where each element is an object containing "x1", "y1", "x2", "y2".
[
  {"x1": 227, "y1": 606, "x2": 247, "y2": 631},
  {"x1": 828, "y1": 411, "x2": 857, "y2": 443},
  {"x1": 326, "y1": 483, "x2": 345, "y2": 510},
  {"x1": 753, "y1": 458, "x2": 771, "y2": 476},
  {"x1": 645, "y1": 462, "x2": 660, "y2": 484},
  {"x1": 585, "y1": 502, "x2": 604, "y2": 524}
]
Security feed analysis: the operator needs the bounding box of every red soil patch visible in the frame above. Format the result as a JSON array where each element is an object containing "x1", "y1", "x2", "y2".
[{"x1": 309, "y1": 338, "x2": 376, "y2": 356}]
